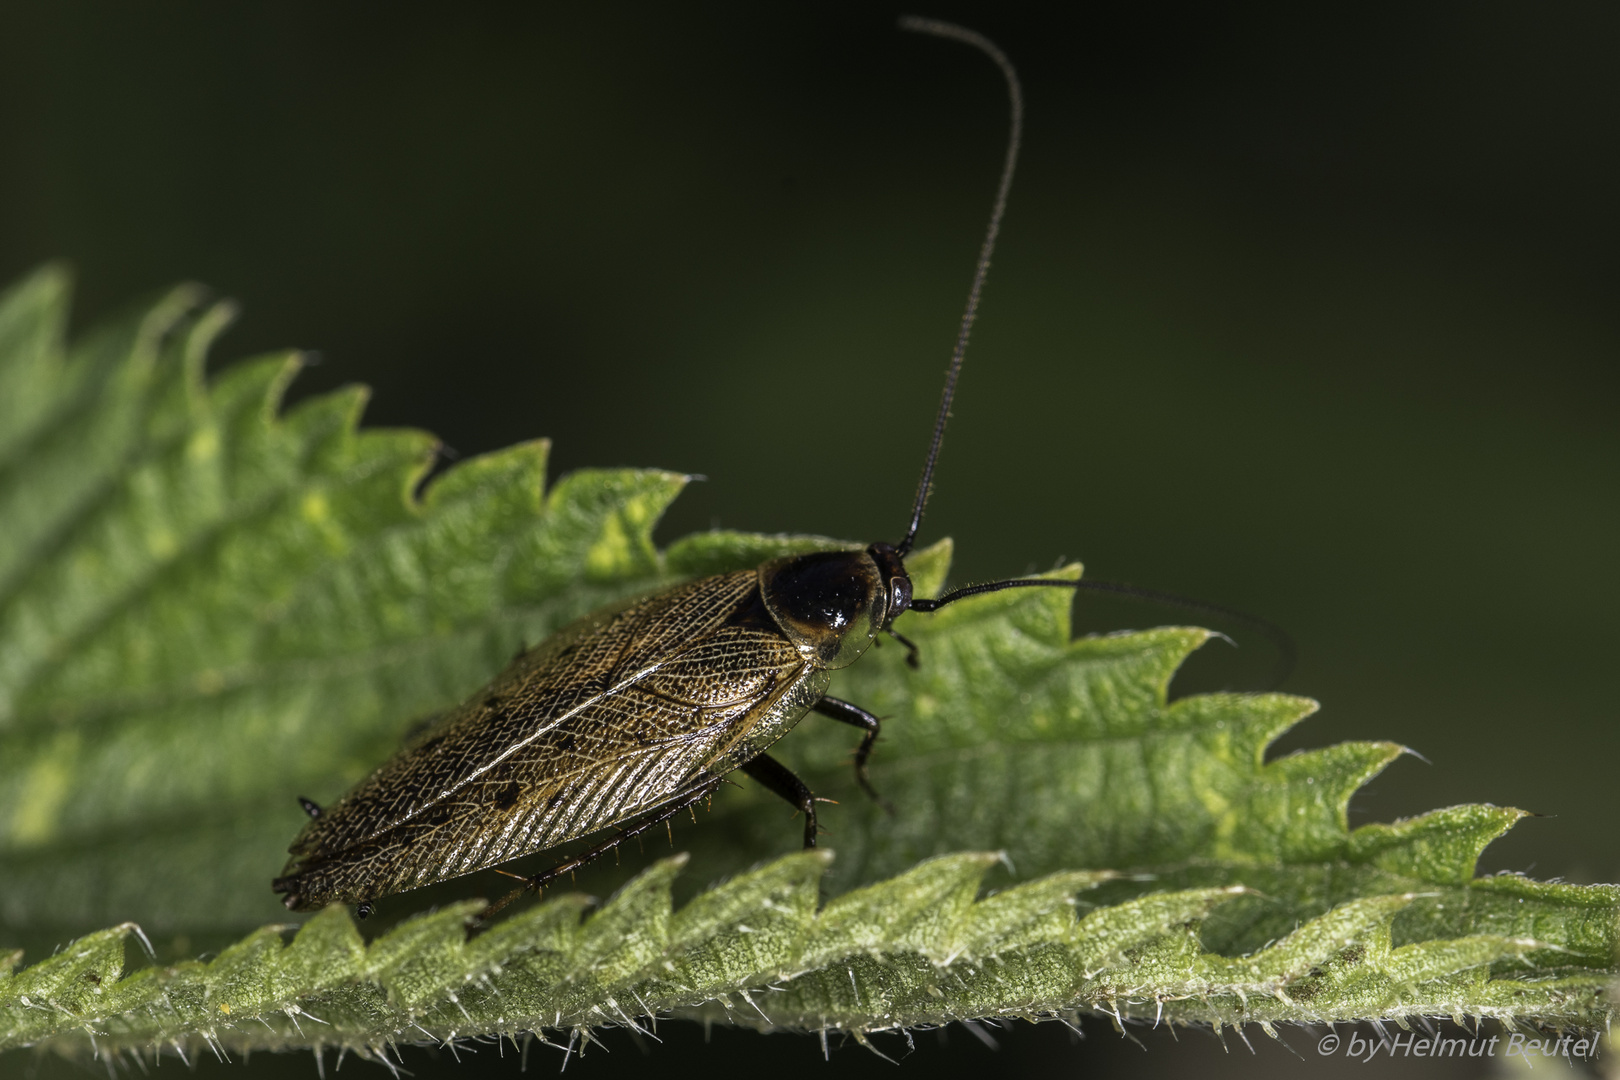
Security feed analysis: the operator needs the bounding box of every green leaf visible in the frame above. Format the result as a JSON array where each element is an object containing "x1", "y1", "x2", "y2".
[
  {"x1": 0, "y1": 267, "x2": 1614, "y2": 1060},
  {"x1": 0, "y1": 854, "x2": 1607, "y2": 1059}
]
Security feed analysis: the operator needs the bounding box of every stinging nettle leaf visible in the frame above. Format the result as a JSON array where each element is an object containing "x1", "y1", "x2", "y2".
[
  {"x1": 0, "y1": 267, "x2": 1613, "y2": 1062},
  {"x1": 0, "y1": 855, "x2": 1609, "y2": 1060}
]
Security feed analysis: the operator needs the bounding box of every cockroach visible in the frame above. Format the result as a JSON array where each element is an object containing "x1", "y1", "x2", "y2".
[{"x1": 272, "y1": 18, "x2": 1283, "y2": 921}]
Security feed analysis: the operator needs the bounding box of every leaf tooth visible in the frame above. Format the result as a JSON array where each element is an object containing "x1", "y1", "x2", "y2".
[
  {"x1": 0, "y1": 265, "x2": 73, "y2": 463},
  {"x1": 1073, "y1": 886, "x2": 1249, "y2": 975},
  {"x1": 421, "y1": 439, "x2": 550, "y2": 513},
  {"x1": 0, "y1": 922, "x2": 148, "y2": 1045},
  {"x1": 279, "y1": 384, "x2": 371, "y2": 470},
  {"x1": 466, "y1": 891, "x2": 590, "y2": 971},
  {"x1": 202, "y1": 352, "x2": 303, "y2": 436},
  {"x1": 1347, "y1": 804, "x2": 1526, "y2": 885},
  {"x1": 950, "y1": 869, "x2": 1114, "y2": 961},
  {"x1": 1235, "y1": 740, "x2": 1405, "y2": 862},
  {"x1": 194, "y1": 924, "x2": 292, "y2": 1020},
  {"x1": 1172, "y1": 692, "x2": 1320, "y2": 766},
  {"x1": 1383, "y1": 933, "x2": 1558, "y2": 987},
  {"x1": 275, "y1": 905, "x2": 366, "y2": 998},
  {"x1": 803, "y1": 852, "x2": 999, "y2": 970},
  {"x1": 538, "y1": 468, "x2": 687, "y2": 585},
  {"x1": 1214, "y1": 893, "x2": 1414, "y2": 986},
  {"x1": 567, "y1": 854, "x2": 685, "y2": 994},
  {"x1": 361, "y1": 900, "x2": 485, "y2": 1012},
  {"x1": 648, "y1": 849, "x2": 829, "y2": 1000},
  {"x1": 143, "y1": 300, "x2": 236, "y2": 444}
]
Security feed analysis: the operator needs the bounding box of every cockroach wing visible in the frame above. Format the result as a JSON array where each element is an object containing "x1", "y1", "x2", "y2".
[{"x1": 274, "y1": 570, "x2": 829, "y2": 908}]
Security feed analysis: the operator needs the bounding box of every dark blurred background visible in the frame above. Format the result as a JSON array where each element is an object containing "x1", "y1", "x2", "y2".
[{"x1": 3, "y1": 2, "x2": 1615, "y2": 1077}]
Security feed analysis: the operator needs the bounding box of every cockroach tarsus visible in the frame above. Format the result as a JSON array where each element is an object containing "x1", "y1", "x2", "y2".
[{"x1": 271, "y1": 18, "x2": 1288, "y2": 923}]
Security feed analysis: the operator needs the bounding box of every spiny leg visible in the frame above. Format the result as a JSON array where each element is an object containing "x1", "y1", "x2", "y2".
[
  {"x1": 884, "y1": 627, "x2": 921, "y2": 669},
  {"x1": 476, "y1": 779, "x2": 720, "y2": 924},
  {"x1": 812, "y1": 696, "x2": 895, "y2": 814},
  {"x1": 740, "y1": 753, "x2": 819, "y2": 848}
]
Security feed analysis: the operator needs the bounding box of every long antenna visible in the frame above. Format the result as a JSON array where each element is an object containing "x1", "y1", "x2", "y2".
[
  {"x1": 909, "y1": 577, "x2": 1298, "y2": 688},
  {"x1": 895, "y1": 16, "x2": 1024, "y2": 557}
]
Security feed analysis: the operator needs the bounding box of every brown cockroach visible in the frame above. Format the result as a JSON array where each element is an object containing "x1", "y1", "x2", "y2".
[{"x1": 272, "y1": 19, "x2": 1277, "y2": 921}]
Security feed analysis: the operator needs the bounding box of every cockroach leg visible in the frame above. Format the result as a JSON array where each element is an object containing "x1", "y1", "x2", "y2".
[
  {"x1": 884, "y1": 628, "x2": 922, "y2": 669},
  {"x1": 812, "y1": 697, "x2": 896, "y2": 815},
  {"x1": 739, "y1": 753, "x2": 820, "y2": 848}
]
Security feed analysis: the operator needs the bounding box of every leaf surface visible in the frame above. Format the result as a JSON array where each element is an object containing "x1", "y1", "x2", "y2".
[{"x1": 0, "y1": 268, "x2": 1612, "y2": 1059}]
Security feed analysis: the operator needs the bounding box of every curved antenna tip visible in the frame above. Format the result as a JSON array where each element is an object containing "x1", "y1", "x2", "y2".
[{"x1": 891, "y1": 20, "x2": 1023, "y2": 557}]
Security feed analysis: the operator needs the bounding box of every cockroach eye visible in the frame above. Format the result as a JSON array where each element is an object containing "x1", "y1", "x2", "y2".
[{"x1": 890, "y1": 577, "x2": 913, "y2": 620}]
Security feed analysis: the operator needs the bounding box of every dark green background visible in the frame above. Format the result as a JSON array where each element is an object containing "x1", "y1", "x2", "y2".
[{"x1": 3, "y1": 3, "x2": 1615, "y2": 1077}]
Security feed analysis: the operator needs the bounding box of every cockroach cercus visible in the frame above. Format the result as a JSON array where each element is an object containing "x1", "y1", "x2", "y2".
[{"x1": 272, "y1": 18, "x2": 1286, "y2": 922}]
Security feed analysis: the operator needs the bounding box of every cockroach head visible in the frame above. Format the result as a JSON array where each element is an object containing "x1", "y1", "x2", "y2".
[
  {"x1": 758, "y1": 546, "x2": 913, "y2": 670},
  {"x1": 867, "y1": 541, "x2": 913, "y2": 623}
]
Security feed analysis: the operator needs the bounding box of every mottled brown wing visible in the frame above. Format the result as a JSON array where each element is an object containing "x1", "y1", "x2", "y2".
[{"x1": 274, "y1": 570, "x2": 818, "y2": 908}]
